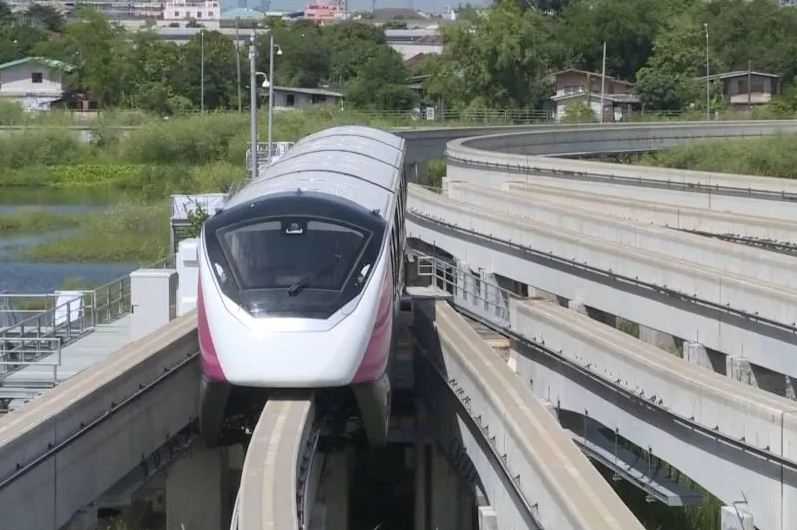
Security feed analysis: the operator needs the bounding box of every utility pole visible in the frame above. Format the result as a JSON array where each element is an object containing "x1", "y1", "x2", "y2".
[
  {"x1": 235, "y1": 18, "x2": 242, "y2": 113},
  {"x1": 600, "y1": 41, "x2": 607, "y2": 124},
  {"x1": 200, "y1": 30, "x2": 205, "y2": 113},
  {"x1": 748, "y1": 59, "x2": 752, "y2": 111},
  {"x1": 267, "y1": 32, "x2": 275, "y2": 163},
  {"x1": 704, "y1": 23, "x2": 710, "y2": 121},
  {"x1": 249, "y1": 30, "x2": 258, "y2": 180}
]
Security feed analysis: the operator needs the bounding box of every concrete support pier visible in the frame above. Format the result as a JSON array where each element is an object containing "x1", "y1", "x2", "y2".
[
  {"x1": 166, "y1": 443, "x2": 232, "y2": 530},
  {"x1": 638, "y1": 324, "x2": 680, "y2": 355}
]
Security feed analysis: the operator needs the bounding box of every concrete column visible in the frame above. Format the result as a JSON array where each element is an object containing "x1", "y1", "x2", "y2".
[
  {"x1": 478, "y1": 506, "x2": 498, "y2": 530},
  {"x1": 430, "y1": 447, "x2": 460, "y2": 530},
  {"x1": 726, "y1": 356, "x2": 758, "y2": 387},
  {"x1": 684, "y1": 342, "x2": 712, "y2": 370},
  {"x1": 414, "y1": 443, "x2": 428, "y2": 530},
  {"x1": 318, "y1": 449, "x2": 350, "y2": 530},
  {"x1": 567, "y1": 299, "x2": 589, "y2": 316},
  {"x1": 638, "y1": 324, "x2": 679, "y2": 355},
  {"x1": 166, "y1": 443, "x2": 229, "y2": 530},
  {"x1": 720, "y1": 504, "x2": 754, "y2": 530}
]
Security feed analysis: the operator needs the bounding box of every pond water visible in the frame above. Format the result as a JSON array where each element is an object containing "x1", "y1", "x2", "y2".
[{"x1": 0, "y1": 188, "x2": 138, "y2": 293}]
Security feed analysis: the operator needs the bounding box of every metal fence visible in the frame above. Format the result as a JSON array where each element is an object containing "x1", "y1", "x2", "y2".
[
  {"x1": 415, "y1": 253, "x2": 515, "y2": 330},
  {"x1": 0, "y1": 274, "x2": 132, "y2": 385}
]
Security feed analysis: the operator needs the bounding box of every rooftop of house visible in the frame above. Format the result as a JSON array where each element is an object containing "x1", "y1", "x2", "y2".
[
  {"x1": 551, "y1": 68, "x2": 635, "y2": 86},
  {"x1": 0, "y1": 57, "x2": 75, "y2": 72},
  {"x1": 273, "y1": 86, "x2": 344, "y2": 97},
  {"x1": 698, "y1": 70, "x2": 781, "y2": 81}
]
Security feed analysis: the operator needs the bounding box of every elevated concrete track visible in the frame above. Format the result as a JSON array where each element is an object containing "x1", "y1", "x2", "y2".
[
  {"x1": 413, "y1": 300, "x2": 644, "y2": 530},
  {"x1": 0, "y1": 314, "x2": 198, "y2": 530},
  {"x1": 447, "y1": 181, "x2": 797, "y2": 287},
  {"x1": 408, "y1": 186, "x2": 797, "y2": 380},
  {"x1": 446, "y1": 121, "x2": 797, "y2": 221}
]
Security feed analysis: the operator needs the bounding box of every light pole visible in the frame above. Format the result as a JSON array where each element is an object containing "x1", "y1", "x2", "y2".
[
  {"x1": 267, "y1": 35, "x2": 282, "y2": 163},
  {"x1": 704, "y1": 23, "x2": 710, "y2": 121},
  {"x1": 249, "y1": 30, "x2": 258, "y2": 180},
  {"x1": 200, "y1": 30, "x2": 205, "y2": 113}
]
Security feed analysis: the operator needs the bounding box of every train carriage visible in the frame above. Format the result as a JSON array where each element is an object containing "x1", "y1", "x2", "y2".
[{"x1": 197, "y1": 126, "x2": 407, "y2": 446}]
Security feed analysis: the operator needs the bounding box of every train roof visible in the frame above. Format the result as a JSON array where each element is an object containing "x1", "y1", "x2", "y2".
[{"x1": 226, "y1": 126, "x2": 405, "y2": 213}]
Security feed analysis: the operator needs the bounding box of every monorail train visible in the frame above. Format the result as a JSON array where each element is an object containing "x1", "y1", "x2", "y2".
[{"x1": 197, "y1": 126, "x2": 407, "y2": 446}]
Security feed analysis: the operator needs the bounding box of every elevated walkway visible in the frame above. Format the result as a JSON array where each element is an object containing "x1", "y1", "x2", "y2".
[{"x1": 1, "y1": 316, "x2": 133, "y2": 408}]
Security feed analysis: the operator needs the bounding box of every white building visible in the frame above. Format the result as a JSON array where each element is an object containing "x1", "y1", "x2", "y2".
[
  {"x1": 0, "y1": 57, "x2": 73, "y2": 111},
  {"x1": 162, "y1": 0, "x2": 221, "y2": 28},
  {"x1": 271, "y1": 86, "x2": 343, "y2": 109}
]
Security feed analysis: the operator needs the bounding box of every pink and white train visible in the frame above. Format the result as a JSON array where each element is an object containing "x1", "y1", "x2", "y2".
[{"x1": 196, "y1": 126, "x2": 407, "y2": 445}]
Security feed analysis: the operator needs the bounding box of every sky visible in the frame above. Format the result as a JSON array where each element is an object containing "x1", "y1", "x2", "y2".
[{"x1": 262, "y1": 0, "x2": 489, "y2": 14}]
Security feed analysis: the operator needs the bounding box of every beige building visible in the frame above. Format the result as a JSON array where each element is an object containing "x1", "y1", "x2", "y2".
[
  {"x1": 698, "y1": 70, "x2": 782, "y2": 110},
  {"x1": 550, "y1": 68, "x2": 640, "y2": 122}
]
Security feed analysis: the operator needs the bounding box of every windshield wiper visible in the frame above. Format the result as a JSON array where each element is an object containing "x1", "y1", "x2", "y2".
[
  {"x1": 287, "y1": 278, "x2": 307, "y2": 296},
  {"x1": 286, "y1": 260, "x2": 341, "y2": 297}
]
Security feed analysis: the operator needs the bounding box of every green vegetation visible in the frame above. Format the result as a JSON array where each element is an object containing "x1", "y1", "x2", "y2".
[
  {"x1": 23, "y1": 202, "x2": 170, "y2": 263},
  {"x1": 1, "y1": 7, "x2": 415, "y2": 112},
  {"x1": 0, "y1": 209, "x2": 80, "y2": 234},
  {"x1": 641, "y1": 134, "x2": 797, "y2": 178}
]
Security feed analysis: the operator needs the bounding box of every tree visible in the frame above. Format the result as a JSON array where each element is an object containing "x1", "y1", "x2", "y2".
[
  {"x1": 44, "y1": 9, "x2": 130, "y2": 106},
  {"x1": 0, "y1": 22, "x2": 49, "y2": 63},
  {"x1": 258, "y1": 21, "x2": 330, "y2": 88},
  {"x1": 428, "y1": 0, "x2": 558, "y2": 109},
  {"x1": 23, "y1": 4, "x2": 65, "y2": 33},
  {"x1": 173, "y1": 31, "x2": 237, "y2": 109},
  {"x1": 634, "y1": 15, "x2": 704, "y2": 110},
  {"x1": 323, "y1": 22, "x2": 387, "y2": 85},
  {"x1": 560, "y1": 0, "x2": 669, "y2": 80},
  {"x1": 0, "y1": 0, "x2": 12, "y2": 23},
  {"x1": 346, "y1": 46, "x2": 416, "y2": 109}
]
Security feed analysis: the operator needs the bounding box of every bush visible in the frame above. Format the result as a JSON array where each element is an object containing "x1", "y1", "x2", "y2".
[
  {"x1": 561, "y1": 101, "x2": 596, "y2": 123},
  {"x1": 0, "y1": 100, "x2": 26, "y2": 125},
  {"x1": 641, "y1": 134, "x2": 797, "y2": 179},
  {"x1": 0, "y1": 129, "x2": 87, "y2": 169},
  {"x1": 119, "y1": 113, "x2": 247, "y2": 165}
]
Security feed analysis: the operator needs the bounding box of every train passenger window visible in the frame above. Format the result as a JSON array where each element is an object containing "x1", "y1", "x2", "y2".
[{"x1": 219, "y1": 219, "x2": 369, "y2": 292}]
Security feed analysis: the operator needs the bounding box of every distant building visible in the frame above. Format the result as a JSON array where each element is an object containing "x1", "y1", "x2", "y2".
[
  {"x1": 385, "y1": 28, "x2": 443, "y2": 61},
  {"x1": 162, "y1": 0, "x2": 222, "y2": 28},
  {"x1": 304, "y1": 0, "x2": 346, "y2": 24},
  {"x1": 698, "y1": 70, "x2": 782, "y2": 109},
  {"x1": 0, "y1": 57, "x2": 74, "y2": 111},
  {"x1": 550, "y1": 68, "x2": 640, "y2": 122},
  {"x1": 271, "y1": 86, "x2": 343, "y2": 109}
]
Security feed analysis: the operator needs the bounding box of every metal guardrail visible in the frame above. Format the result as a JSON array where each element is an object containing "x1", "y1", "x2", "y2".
[{"x1": 0, "y1": 274, "x2": 131, "y2": 386}]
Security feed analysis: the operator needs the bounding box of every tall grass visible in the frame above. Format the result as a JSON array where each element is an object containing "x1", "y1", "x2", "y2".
[
  {"x1": 641, "y1": 134, "x2": 797, "y2": 179},
  {"x1": 24, "y1": 202, "x2": 170, "y2": 263},
  {"x1": 0, "y1": 209, "x2": 81, "y2": 234}
]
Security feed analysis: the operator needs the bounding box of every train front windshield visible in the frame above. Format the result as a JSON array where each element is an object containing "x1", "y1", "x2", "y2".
[
  {"x1": 204, "y1": 193, "x2": 386, "y2": 319},
  {"x1": 221, "y1": 219, "x2": 367, "y2": 292}
]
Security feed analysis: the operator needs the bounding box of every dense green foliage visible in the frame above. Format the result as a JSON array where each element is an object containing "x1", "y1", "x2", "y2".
[
  {"x1": 4, "y1": 0, "x2": 797, "y2": 114},
  {"x1": 0, "y1": 6, "x2": 414, "y2": 111},
  {"x1": 424, "y1": 0, "x2": 797, "y2": 113},
  {"x1": 641, "y1": 134, "x2": 797, "y2": 178}
]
